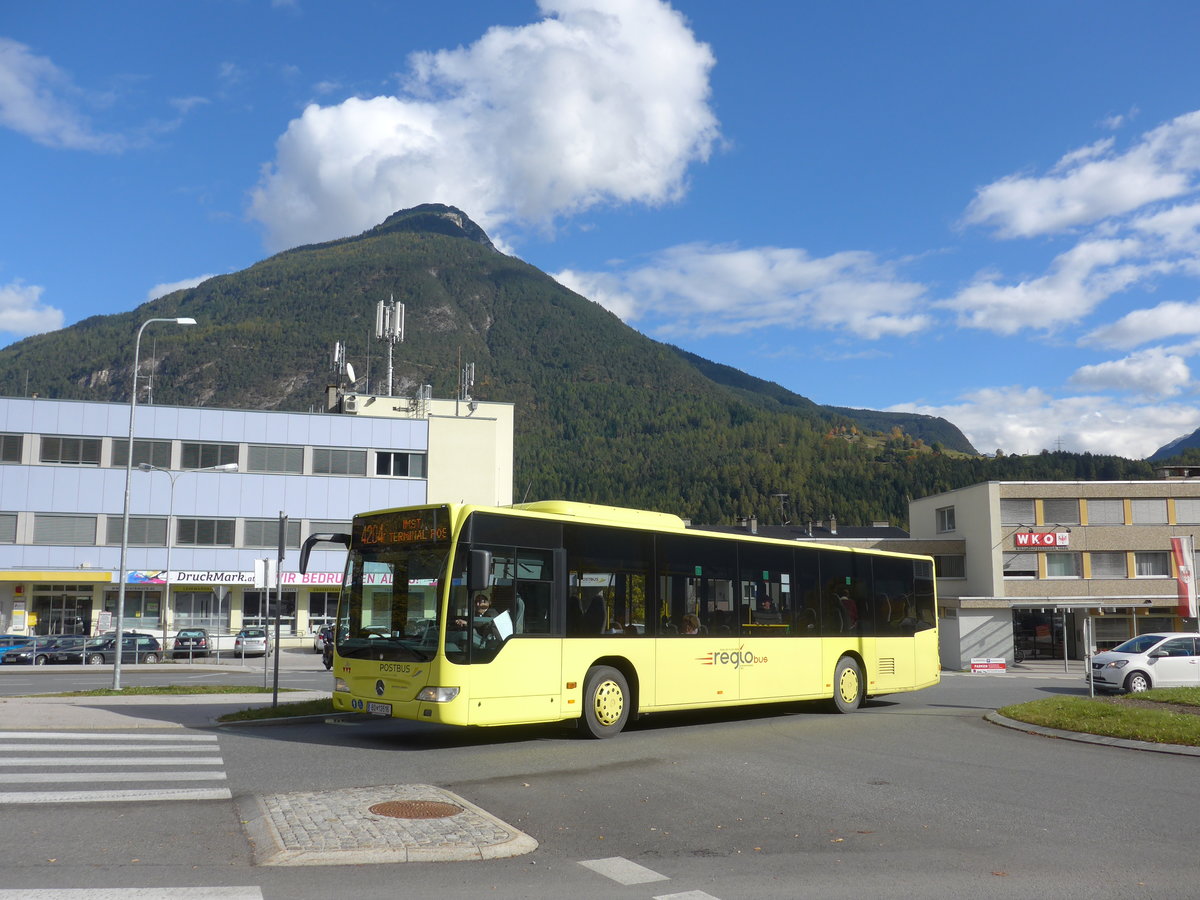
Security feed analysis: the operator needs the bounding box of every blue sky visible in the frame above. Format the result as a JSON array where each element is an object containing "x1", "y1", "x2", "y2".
[{"x1": 4, "y1": 1, "x2": 1200, "y2": 459}]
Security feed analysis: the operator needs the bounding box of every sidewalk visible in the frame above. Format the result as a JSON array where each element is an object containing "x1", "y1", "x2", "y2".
[{"x1": 0, "y1": 689, "x2": 331, "y2": 730}]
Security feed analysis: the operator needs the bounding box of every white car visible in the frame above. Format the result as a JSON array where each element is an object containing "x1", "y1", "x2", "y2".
[{"x1": 1087, "y1": 632, "x2": 1200, "y2": 693}]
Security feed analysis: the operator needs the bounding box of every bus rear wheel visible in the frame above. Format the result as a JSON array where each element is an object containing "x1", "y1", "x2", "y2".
[
  {"x1": 832, "y1": 656, "x2": 864, "y2": 713},
  {"x1": 579, "y1": 665, "x2": 630, "y2": 738}
]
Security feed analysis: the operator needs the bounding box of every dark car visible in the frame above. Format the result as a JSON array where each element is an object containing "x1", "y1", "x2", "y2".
[
  {"x1": 172, "y1": 628, "x2": 211, "y2": 658},
  {"x1": 1, "y1": 635, "x2": 86, "y2": 665},
  {"x1": 50, "y1": 632, "x2": 162, "y2": 665}
]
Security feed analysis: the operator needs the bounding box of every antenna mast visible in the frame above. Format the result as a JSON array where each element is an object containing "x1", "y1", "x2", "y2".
[{"x1": 375, "y1": 295, "x2": 405, "y2": 396}]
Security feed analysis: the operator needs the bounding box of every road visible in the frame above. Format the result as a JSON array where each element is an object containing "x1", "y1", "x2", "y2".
[{"x1": 0, "y1": 668, "x2": 1194, "y2": 899}]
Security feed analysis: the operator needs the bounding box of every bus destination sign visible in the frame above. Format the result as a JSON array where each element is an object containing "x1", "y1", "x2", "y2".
[{"x1": 359, "y1": 509, "x2": 449, "y2": 547}]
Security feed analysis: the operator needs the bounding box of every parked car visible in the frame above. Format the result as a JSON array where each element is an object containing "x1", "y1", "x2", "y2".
[
  {"x1": 313, "y1": 624, "x2": 333, "y2": 653},
  {"x1": 172, "y1": 628, "x2": 211, "y2": 658},
  {"x1": 50, "y1": 632, "x2": 162, "y2": 666},
  {"x1": 1087, "y1": 632, "x2": 1200, "y2": 693},
  {"x1": 1, "y1": 634, "x2": 86, "y2": 665},
  {"x1": 0, "y1": 634, "x2": 32, "y2": 661},
  {"x1": 234, "y1": 627, "x2": 271, "y2": 657}
]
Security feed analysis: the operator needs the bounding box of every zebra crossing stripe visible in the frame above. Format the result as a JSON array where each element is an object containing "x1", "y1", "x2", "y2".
[
  {"x1": 0, "y1": 732, "x2": 218, "y2": 741},
  {"x1": 0, "y1": 770, "x2": 227, "y2": 783},
  {"x1": 0, "y1": 787, "x2": 233, "y2": 804},
  {"x1": 0, "y1": 889, "x2": 262, "y2": 899},
  {"x1": 0, "y1": 756, "x2": 224, "y2": 766}
]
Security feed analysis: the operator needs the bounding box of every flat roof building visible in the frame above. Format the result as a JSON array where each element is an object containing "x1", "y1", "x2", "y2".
[{"x1": 0, "y1": 393, "x2": 513, "y2": 643}]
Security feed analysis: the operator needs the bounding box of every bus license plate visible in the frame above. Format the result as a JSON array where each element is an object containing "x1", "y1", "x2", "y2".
[{"x1": 367, "y1": 702, "x2": 392, "y2": 716}]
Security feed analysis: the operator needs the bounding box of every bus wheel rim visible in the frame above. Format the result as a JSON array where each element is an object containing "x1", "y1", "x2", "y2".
[
  {"x1": 593, "y1": 679, "x2": 624, "y2": 726},
  {"x1": 838, "y1": 666, "x2": 860, "y2": 703}
]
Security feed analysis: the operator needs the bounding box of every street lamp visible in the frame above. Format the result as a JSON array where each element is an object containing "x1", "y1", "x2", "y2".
[
  {"x1": 113, "y1": 316, "x2": 196, "y2": 691},
  {"x1": 138, "y1": 462, "x2": 238, "y2": 654}
]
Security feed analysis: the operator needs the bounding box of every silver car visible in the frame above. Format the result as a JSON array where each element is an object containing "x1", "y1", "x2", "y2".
[
  {"x1": 234, "y1": 627, "x2": 272, "y2": 657},
  {"x1": 1087, "y1": 632, "x2": 1200, "y2": 693}
]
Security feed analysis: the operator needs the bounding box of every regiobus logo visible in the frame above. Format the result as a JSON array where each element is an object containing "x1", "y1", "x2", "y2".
[{"x1": 697, "y1": 646, "x2": 768, "y2": 669}]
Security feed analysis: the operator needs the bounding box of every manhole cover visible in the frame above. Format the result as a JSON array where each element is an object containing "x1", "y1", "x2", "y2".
[{"x1": 368, "y1": 799, "x2": 463, "y2": 819}]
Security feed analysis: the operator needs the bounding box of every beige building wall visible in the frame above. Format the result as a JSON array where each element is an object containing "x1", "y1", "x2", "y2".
[{"x1": 338, "y1": 392, "x2": 514, "y2": 507}]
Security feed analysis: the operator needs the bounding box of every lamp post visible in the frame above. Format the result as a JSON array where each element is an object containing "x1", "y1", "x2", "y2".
[
  {"x1": 138, "y1": 462, "x2": 238, "y2": 655},
  {"x1": 113, "y1": 316, "x2": 196, "y2": 691}
]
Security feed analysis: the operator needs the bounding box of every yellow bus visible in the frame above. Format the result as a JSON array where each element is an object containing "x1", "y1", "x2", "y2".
[{"x1": 300, "y1": 500, "x2": 939, "y2": 738}]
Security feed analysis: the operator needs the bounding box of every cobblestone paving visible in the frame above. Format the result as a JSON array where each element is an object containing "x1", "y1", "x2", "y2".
[{"x1": 242, "y1": 783, "x2": 538, "y2": 865}]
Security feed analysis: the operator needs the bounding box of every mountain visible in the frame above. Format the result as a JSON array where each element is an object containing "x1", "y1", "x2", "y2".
[
  {"x1": 1148, "y1": 429, "x2": 1200, "y2": 462},
  {"x1": 0, "y1": 204, "x2": 1152, "y2": 526}
]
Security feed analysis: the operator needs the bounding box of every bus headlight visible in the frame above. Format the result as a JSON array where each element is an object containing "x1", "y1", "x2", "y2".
[
  {"x1": 333, "y1": 677, "x2": 350, "y2": 693},
  {"x1": 416, "y1": 686, "x2": 460, "y2": 703}
]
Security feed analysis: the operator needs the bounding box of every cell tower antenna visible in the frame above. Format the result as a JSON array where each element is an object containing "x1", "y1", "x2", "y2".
[{"x1": 375, "y1": 295, "x2": 405, "y2": 396}]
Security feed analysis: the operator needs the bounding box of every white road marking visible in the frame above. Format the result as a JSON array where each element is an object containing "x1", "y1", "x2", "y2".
[{"x1": 579, "y1": 856, "x2": 671, "y2": 885}]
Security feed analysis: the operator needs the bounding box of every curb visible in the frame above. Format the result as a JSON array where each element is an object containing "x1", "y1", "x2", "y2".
[{"x1": 984, "y1": 711, "x2": 1200, "y2": 757}]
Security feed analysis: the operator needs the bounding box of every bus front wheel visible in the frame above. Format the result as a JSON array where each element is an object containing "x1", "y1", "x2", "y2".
[
  {"x1": 832, "y1": 656, "x2": 864, "y2": 713},
  {"x1": 579, "y1": 665, "x2": 630, "y2": 739}
]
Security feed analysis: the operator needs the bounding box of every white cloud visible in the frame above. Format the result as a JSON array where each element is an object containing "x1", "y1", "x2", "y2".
[
  {"x1": 963, "y1": 110, "x2": 1200, "y2": 238},
  {"x1": 945, "y1": 238, "x2": 1151, "y2": 334},
  {"x1": 1084, "y1": 299, "x2": 1200, "y2": 350},
  {"x1": 248, "y1": 0, "x2": 719, "y2": 251},
  {"x1": 146, "y1": 275, "x2": 217, "y2": 301},
  {"x1": 0, "y1": 281, "x2": 65, "y2": 336},
  {"x1": 0, "y1": 38, "x2": 126, "y2": 152},
  {"x1": 556, "y1": 243, "x2": 931, "y2": 339},
  {"x1": 891, "y1": 385, "x2": 1199, "y2": 459},
  {"x1": 1068, "y1": 348, "x2": 1192, "y2": 398}
]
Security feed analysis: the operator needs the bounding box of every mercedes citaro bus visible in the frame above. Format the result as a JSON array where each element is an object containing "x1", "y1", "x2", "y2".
[{"x1": 300, "y1": 500, "x2": 939, "y2": 738}]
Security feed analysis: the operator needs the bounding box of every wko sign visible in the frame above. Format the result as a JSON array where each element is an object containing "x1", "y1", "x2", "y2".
[{"x1": 1014, "y1": 532, "x2": 1070, "y2": 547}]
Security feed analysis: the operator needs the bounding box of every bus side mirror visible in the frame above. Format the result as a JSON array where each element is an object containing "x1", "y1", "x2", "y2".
[
  {"x1": 299, "y1": 532, "x2": 351, "y2": 574},
  {"x1": 469, "y1": 549, "x2": 493, "y2": 592}
]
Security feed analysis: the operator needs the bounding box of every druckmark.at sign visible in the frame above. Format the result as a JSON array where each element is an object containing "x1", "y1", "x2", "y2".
[{"x1": 128, "y1": 570, "x2": 358, "y2": 586}]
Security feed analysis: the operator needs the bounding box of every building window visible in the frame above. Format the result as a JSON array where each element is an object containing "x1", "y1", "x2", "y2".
[
  {"x1": 1086, "y1": 498, "x2": 1125, "y2": 525},
  {"x1": 174, "y1": 590, "x2": 228, "y2": 632},
  {"x1": 1041, "y1": 498, "x2": 1080, "y2": 525},
  {"x1": 935, "y1": 506, "x2": 956, "y2": 533},
  {"x1": 0, "y1": 434, "x2": 22, "y2": 464},
  {"x1": 33, "y1": 514, "x2": 96, "y2": 545},
  {"x1": 1044, "y1": 552, "x2": 1081, "y2": 578},
  {"x1": 1090, "y1": 551, "x2": 1128, "y2": 579},
  {"x1": 1174, "y1": 498, "x2": 1200, "y2": 524},
  {"x1": 248, "y1": 444, "x2": 303, "y2": 474},
  {"x1": 309, "y1": 591, "x2": 339, "y2": 629},
  {"x1": 933, "y1": 555, "x2": 965, "y2": 578},
  {"x1": 176, "y1": 518, "x2": 235, "y2": 547},
  {"x1": 111, "y1": 439, "x2": 171, "y2": 469},
  {"x1": 1000, "y1": 498, "x2": 1034, "y2": 526},
  {"x1": 0, "y1": 513, "x2": 14, "y2": 542},
  {"x1": 1130, "y1": 499, "x2": 1167, "y2": 524},
  {"x1": 103, "y1": 589, "x2": 159, "y2": 626},
  {"x1": 181, "y1": 442, "x2": 238, "y2": 470},
  {"x1": 244, "y1": 518, "x2": 301, "y2": 549},
  {"x1": 312, "y1": 448, "x2": 366, "y2": 475},
  {"x1": 308, "y1": 520, "x2": 351, "y2": 539},
  {"x1": 1003, "y1": 552, "x2": 1037, "y2": 578},
  {"x1": 1134, "y1": 551, "x2": 1171, "y2": 577},
  {"x1": 242, "y1": 590, "x2": 297, "y2": 634},
  {"x1": 375, "y1": 451, "x2": 427, "y2": 478},
  {"x1": 40, "y1": 436, "x2": 101, "y2": 466},
  {"x1": 105, "y1": 516, "x2": 167, "y2": 546}
]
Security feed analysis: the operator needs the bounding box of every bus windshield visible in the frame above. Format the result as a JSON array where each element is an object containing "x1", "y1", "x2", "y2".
[{"x1": 336, "y1": 508, "x2": 451, "y2": 663}]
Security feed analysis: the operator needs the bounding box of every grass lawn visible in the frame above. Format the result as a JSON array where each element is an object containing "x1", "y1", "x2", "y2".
[{"x1": 999, "y1": 687, "x2": 1200, "y2": 747}]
